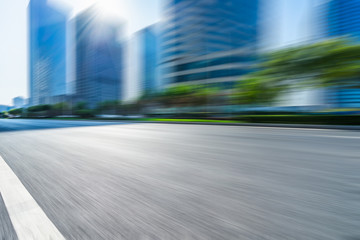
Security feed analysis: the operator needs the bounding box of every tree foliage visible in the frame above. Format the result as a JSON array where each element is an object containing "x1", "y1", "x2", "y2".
[
  {"x1": 160, "y1": 85, "x2": 219, "y2": 107},
  {"x1": 74, "y1": 102, "x2": 87, "y2": 111},
  {"x1": 52, "y1": 102, "x2": 70, "y2": 111},
  {"x1": 233, "y1": 77, "x2": 285, "y2": 105},
  {"x1": 259, "y1": 37, "x2": 360, "y2": 86},
  {"x1": 8, "y1": 108, "x2": 23, "y2": 116},
  {"x1": 28, "y1": 104, "x2": 51, "y2": 112},
  {"x1": 0, "y1": 111, "x2": 8, "y2": 118},
  {"x1": 96, "y1": 100, "x2": 121, "y2": 114},
  {"x1": 234, "y1": 37, "x2": 360, "y2": 105}
]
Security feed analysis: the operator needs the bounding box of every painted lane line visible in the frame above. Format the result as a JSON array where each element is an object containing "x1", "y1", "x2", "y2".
[{"x1": 0, "y1": 155, "x2": 65, "y2": 240}]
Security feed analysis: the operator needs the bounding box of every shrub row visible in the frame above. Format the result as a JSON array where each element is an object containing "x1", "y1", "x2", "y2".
[{"x1": 238, "y1": 115, "x2": 360, "y2": 125}]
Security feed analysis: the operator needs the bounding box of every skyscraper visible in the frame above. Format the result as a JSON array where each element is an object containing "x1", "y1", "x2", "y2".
[
  {"x1": 141, "y1": 26, "x2": 159, "y2": 94},
  {"x1": 160, "y1": 0, "x2": 259, "y2": 88},
  {"x1": 125, "y1": 25, "x2": 159, "y2": 102},
  {"x1": 317, "y1": 0, "x2": 360, "y2": 108},
  {"x1": 318, "y1": 0, "x2": 360, "y2": 39},
  {"x1": 74, "y1": 7, "x2": 123, "y2": 108},
  {"x1": 28, "y1": 0, "x2": 67, "y2": 106},
  {"x1": 13, "y1": 97, "x2": 25, "y2": 108}
]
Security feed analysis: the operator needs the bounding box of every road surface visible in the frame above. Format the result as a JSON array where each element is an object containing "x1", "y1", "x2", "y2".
[{"x1": 0, "y1": 119, "x2": 360, "y2": 239}]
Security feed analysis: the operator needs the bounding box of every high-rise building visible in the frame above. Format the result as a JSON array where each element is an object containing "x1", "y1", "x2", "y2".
[
  {"x1": 318, "y1": 0, "x2": 360, "y2": 39},
  {"x1": 74, "y1": 7, "x2": 123, "y2": 108},
  {"x1": 125, "y1": 25, "x2": 159, "y2": 102},
  {"x1": 159, "y1": 0, "x2": 259, "y2": 88},
  {"x1": 317, "y1": 0, "x2": 360, "y2": 108},
  {"x1": 0, "y1": 105, "x2": 11, "y2": 112},
  {"x1": 13, "y1": 97, "x2": 25, "y2": 108},
  {"x1": 141, "y1": 26, "x2": 159, "y2": 94},
  {"x1": 28, "y1": 0, "x2": 67, "y2": 106}
]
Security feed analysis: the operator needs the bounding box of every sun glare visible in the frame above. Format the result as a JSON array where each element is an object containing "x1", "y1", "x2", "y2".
[{"x1": 95, "y1": 0, "x2": 124, "y2": 19}]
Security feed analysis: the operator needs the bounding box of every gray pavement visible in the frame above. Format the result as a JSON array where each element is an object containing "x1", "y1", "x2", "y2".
[
  {"x1": 0, "y1": 193, "x2": 18, "y2": 240},
  {"x1": 0, "y1": 119, "x2": 360, "y2": 239}
]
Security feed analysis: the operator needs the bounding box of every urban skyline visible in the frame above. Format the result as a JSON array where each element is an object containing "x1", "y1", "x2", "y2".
[
  {"x1": 25, "y1": 0, "x2": 263, "y2": 109},
  {"x1": 0, "y1": 0, "x2": 161, "y2": 106},
  {"x1": 1, "y1": 2, "x2": 360, "y2": 239},
  {"x1": 0, "y1": 0, "x2": 314, "y2": 106}
]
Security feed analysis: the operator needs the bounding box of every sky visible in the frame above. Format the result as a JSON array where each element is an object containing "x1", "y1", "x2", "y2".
[{"x1": 0, "y1": 0, "x2": 315, "y2": 106}]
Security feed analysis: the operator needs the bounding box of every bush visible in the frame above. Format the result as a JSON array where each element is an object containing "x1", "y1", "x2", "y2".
[
  {"x1": 8, "y1": 108, "x2": 23, "y2": 116},
  {"x1": 28, "y1": 104, "x2": 51, "y2": 112},
  {"x1": 0, "y1": 111, "x2": 8, "y2": 118},
  {"x1": 238, "y1": 115, "x2": 360, "y2": 125},
  {"x1": 74, "y1": 109, "x2": 95, "y2": 118}
]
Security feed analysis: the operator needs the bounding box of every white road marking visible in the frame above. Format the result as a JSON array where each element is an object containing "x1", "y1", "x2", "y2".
[{"x1": 0, "y1": 155, "x2": 65, "y2": 240}]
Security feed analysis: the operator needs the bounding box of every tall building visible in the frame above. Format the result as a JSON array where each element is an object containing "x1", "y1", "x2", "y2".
[
  {"x1": 318, "y1": 0, "x2": 360, "y2": 39},
  {"x1": 141, "y1": 26, "x2": 159, "y2": 94},
  {"x1": 74, "y1": 7, "x2": 123, "y2": 108},
  {"x1": 125, "y1": 25, "x2": 159, "y2": 101},
  {"x1": 260, "y1": 0, "x2": 315, "y2": 51},
  {"x1": 317, "y1": 0, "x2": 360, "y2": 108},
  {"x1": 160, "y1": 0, "x2": 259, "y2": 88},
  {"x1": 28, "y1": 0, "x2": 67, "y2": 106},
  {"x1": 13, "y1": 97, "x2": 25, "y2": 108},
  {"x1": 0, "y1": 105, "x2": 11, "y2": 112}
]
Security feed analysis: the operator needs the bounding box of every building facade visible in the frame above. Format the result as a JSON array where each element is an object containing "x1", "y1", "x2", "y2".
[
  {"x1": 317, "y1": 0, "x2": 360, "y2": 108},
  {"x1": 159, "y1": 0, "x2": 259, "y2": 89},
  {"x1": 125, "y1": 25, "x2": 159, "y2": 102},
  {"x1": 0, "y1": 105, "x2": 11, "y2": 112},
  {"x1": 141, "y1": 26, "x2": 159, "y2": 94},
  {"x1": 28, "y1": 0, "x2": 67, "y2": 106},
  {"x1": 318, "y1": 0, "x2": 360, "y2": 39},
  {"x1": 13, "y1": 97, "x2": 25, "y2": 108},
  {"x1": 74, "y1": 8, "x2": 123, "y2": 108}
]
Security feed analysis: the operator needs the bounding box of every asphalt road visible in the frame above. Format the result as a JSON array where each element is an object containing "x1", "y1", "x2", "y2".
[{"x1": 0, "y1": 119, "x2": 360, "y2": 240}]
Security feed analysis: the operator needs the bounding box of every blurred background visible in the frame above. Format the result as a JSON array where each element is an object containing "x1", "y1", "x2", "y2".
[
  {"x1": 2, "y1": 1, "x2": 360, "y2": 239},
  {"x1": 1, "y1": 0, "x2": 360, "y2": 123}
]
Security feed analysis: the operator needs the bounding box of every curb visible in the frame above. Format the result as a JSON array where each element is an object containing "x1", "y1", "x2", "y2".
[
  {"x1": 134, "y1": 121, "x2": 360, "y2": 130},
  {"x1": 7, "y1": 118, "x2": 360, "y2": 131}
]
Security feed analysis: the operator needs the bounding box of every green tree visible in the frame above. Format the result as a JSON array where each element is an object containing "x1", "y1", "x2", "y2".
[
  {"x1": 191, "y1": 87, "x2": 219, "y2": 106},
  {"x1": 235, "y1": 37, "x2": 360, "y2": 105},
  {"x1": 73, "y1": 102, "x2": 87, "y2": 111},
  {"x1": 160, "y1": 85, "x2": 194, "y2": 106},
  {"x1": 159, "y1": 85, "x2": 219, "y2": 107},
  {"x1": 26, "y1": 104, "x2": 52, "y2": 117},
  {"x1": 72, "y1": 102, "x2": 95, "y2": 118},
  {"x1": 260, "y1": 37, "x2": 360, "y2": 85},
  {"x1": 0, "y1": 111, "x2": 8, "y2": 118},
  {"x1": 51, "y1": 102, "x2": 70, "y2": 116},
  {"x1": 96, "y1": 100, "x2": 121, "y2": 114},
  {"x1": 28, "y1": 104, "x2": 52, "y2": 112},
  {"x1": 8, "y1": 108, "x2": 23, "y2": 116}
]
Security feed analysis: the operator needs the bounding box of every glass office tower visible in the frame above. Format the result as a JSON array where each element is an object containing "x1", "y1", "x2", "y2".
[
  {"x1": 141, "y1": 26, "x2": 158, "y2": 94},
  {"x1": 28, "y1": 0, "x2": 67, "y2": 106},
  {"x1": 160, "y1": 0, "x2": 259, "y2": 88},
  {"x1": 318, "y1": 0, "x2": 360, "y2": 108},
  {"x1": 124, "y1": 25, "x2": 159, "y2": 102},
  {"x1": 74, "y1": 8, "x2": 123, "y2": 108},
  {"x1": 318, "y1": 0, "x2": 360, "y2": 39}
]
